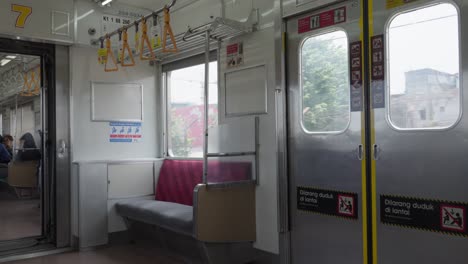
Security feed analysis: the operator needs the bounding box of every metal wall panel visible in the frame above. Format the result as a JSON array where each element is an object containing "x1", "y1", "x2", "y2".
[
  {"x1": 77, "y1": 163, "x2": 108, "y2": 248},
  {"x1": 286, "y1": 1, "x2": 364, "y2": 263}
]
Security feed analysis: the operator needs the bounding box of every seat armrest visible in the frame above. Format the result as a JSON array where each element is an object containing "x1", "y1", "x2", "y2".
[{"x1": 193, "y1": 182, "x2": 256, "y2": 243}]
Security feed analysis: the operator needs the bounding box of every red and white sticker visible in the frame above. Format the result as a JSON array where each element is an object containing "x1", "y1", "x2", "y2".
[
  {"x1": 441, "y1": 205, "x2": 465, "y2": 232},
  {"x1": 298, "y1": 7, "x2": 346, "y2": 34},
  {"x1": 338, "y1": 194, "x2": 355, "y2": 216},
  {"x1": 227, "y1": 42, "x2": 244, "y2": 68}
]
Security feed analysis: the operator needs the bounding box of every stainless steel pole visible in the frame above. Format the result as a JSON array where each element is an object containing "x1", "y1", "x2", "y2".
[{"x1": 202, "y1": 30, "x2": 211, "y2": 184}]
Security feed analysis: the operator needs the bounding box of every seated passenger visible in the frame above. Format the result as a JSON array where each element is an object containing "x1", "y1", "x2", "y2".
[
  {"x1": 0, "y1": 135, "x2": 11, "y2": 164},
  {"x1": 16, "y1": 133, "x2": 41, "y2": 162},
  {"x1": 3, "y1": 135, "x2": 13, "y2": 157}
]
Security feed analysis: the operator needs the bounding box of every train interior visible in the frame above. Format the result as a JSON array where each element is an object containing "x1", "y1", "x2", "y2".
[
  {"x1": 0, "y1": 53, "x2": 44, "y2": 250},
  {"x1": 0, "y1": 0, "x2": 467, "y2": 263}
]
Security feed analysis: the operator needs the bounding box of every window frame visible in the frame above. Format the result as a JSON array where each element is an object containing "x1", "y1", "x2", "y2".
[
  {"x1": 298, "y1": 27, "x2": 352, "y2": 135},
  {"x1": 162, "y1": 52, "x2": 218, "y2": 159},
  {"x1": 384, "y1": 1, "x2": 463, "y2": 132}
]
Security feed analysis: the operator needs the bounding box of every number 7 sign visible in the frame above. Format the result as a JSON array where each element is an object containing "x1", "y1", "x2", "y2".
[{"x1": 11, "y1": 4, "x2": 32, "y2": 28}]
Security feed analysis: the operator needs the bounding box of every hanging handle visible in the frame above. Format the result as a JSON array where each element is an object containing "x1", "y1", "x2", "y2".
[
  {"x1": 140, "y1": 18, "x2": 156, "y2": 61},
  {"x1": 162, "y1": 8, "x2": 178, "y2": 53},
  {"x1": 121, "y1": 29, "x2": 136, "y2": 67},
  {"x1": 105, "y1": 37, "x2": 119, "y2": 72}
]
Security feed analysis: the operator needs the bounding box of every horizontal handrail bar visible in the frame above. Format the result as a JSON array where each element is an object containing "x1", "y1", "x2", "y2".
[{"x1": 206, "y1": 151, "x2": 256, "y2": 158}]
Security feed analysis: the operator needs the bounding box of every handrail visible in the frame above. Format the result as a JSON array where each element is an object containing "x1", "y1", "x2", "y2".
[
  {"x1": 206, "y1": 151, "x2": 256, "y2": 158},
  {"x1": 162, "y1": 8, "x2": 178, "y2": 53},
  {"x1": 120, "y1": 29, "x2": 135, "y2": 67},
  {"x1": 98, "y1": 0, "x2": 177, "y2": 42},
  {"x1": 139, "y1": 18, "x2": 156, "y2": 61},
  {"x1": 104, "y1": 37, "x2": 118, "y2": 72}
]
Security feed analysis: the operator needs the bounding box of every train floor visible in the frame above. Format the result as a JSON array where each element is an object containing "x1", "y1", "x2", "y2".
[
  {"x1": 0, "y1": 184, "x2": 41, "y2": 242},
  {"x1": 6, "y1": 243, "x2": 186, "y2": 264}
]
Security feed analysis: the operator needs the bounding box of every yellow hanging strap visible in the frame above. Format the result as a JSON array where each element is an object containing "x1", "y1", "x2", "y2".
[
  {"x1": 140, "y1": 18, "x2": 156, "y2": 61},
  {"x1": 30, "y1": 67, "x2": 40, "y2": 95},
  {"x1": 105, "y1": 36, "x2": 119, "y2": 72},
  {"x1": 21, "y1": 66, "x2": 40, "y2": 96},
  {"x1": 121, "y1": 29, "x2": 135, "y2": 67},
  {"x1": 162, "y1": 8, "x2": 178, "y2": 53}
]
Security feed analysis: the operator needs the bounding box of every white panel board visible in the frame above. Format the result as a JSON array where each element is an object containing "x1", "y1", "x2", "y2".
[
  {"x1": 91, "y1": 82, "x2": 143, "y2": 122},
  {"x1": 225, "y1": 65, "x2": 268, "y2": 117},
  {"x1": 108, "y1": 163, "x2": 154, "y2": 199},
  {"x1": 0, "y1": 0, "x2": 73, "y2": 43}
]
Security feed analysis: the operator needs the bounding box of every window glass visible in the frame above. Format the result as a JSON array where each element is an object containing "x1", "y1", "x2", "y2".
[
  {"x1": 301, "y1": 30, "x2": 350, "y2": 133},
  {"x1": 167, "y1": 62, "x2": 218, "y2": 157},
  {"x1": 388, "y1": 3, "x2": 460, "y2": 129}
]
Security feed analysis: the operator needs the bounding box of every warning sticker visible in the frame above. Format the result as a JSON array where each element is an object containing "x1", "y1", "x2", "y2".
[
  {"x1": 226, "y1": 42, "x2": 244, "y2": 68},
  {"x1": 381, "y1": 195, "x2": 468, "y2": 236},
  {"x1": 371, "y1": 35, "x2": 385, "y2": 109},
  {"x1": 298, "y1": 7, "x2": 346, "y2": 34},
  {"x1": 441, "y1": 205, "x2": 465, "y2": 232},
  {"x1": 349, "y1": 41, "x2": 363, "y2": 112},
  {"x1": 297, "y1": 186, "x2": 358, "y2": 219}
]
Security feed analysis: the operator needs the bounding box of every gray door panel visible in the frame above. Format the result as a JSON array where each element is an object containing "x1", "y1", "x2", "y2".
[{"x1": 287, "y1": 2, "x2": 364, "y2": 263}]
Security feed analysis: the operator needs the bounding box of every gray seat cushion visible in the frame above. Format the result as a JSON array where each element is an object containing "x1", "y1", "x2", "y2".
[{"x1": 116, "y1": 200, "x2": 193, "y2": 236}]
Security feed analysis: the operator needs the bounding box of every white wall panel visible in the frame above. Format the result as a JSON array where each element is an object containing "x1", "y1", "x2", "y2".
[
  {"x1": 70, "y1": 46, "x2": 158, "y2": 161},
  {"x1": 219, "y1": 27, "x2": 279, "y2": 254},
  {"x1": 108, "y1": 163, "x2": 154, "y2": 199},
  {"x1": 0, "y1": 0, "x2": 73, "y2": 43}
]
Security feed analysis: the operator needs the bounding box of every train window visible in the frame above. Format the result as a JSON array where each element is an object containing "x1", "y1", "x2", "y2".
[
  {"x1": 300, "y1": 30, "x2": 350, "y2": 133},
  {"x1": 166, "y1": 62, "x2": 218, "y2": 157},
  {"x1": 388, "y1": 3, "x2": 460, "y2": 130}
]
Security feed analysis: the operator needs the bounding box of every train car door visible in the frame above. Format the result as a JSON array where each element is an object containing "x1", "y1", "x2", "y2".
[
  {"x1": 286, "y1": 2, "x2": 366, "y2": 263},
  {"x1": 371, "y1": 0, "x2": 468, "y2": 263}
]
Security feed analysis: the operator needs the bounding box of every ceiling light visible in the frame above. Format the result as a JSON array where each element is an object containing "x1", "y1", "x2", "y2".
[
  {"x1": 101, "y1": 0, "x2": 112, "y2": 6},
  {"x1": 6, "y1": 55, "x2": 16, "y2": 59},
  {"x1": 0, "y1": 59, "x2": 11, "y2": 67}
]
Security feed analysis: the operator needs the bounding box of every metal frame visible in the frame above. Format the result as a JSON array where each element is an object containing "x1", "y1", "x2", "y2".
[{"x1": 90, "y1": 81, "x2": 144, "y2": 122}]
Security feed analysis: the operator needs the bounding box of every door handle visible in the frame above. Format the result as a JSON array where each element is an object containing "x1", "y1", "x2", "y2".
[
  {"x1": 57, "y1": 139, "x2": 67, "y2": 158},
  {"x1": 357, "y1": 144, "x2": 363, "y2": 160},
  {"x1": 373, "y1": 144, "x2": 380, "y2": 160}
]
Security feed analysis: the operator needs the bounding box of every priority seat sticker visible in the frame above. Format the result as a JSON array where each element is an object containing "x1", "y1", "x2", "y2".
[
  {"x1": 298, "y1": 7, "x2": 346, "y2": 34},
  {"x1": 297, "y1": 186, "x2": 358, "y2": 219},
  {"x1": 381, "y1": 195, "x2": 468, "y2": 236}
]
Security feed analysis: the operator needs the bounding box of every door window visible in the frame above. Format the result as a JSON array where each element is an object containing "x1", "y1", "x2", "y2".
[
  {"x1": 388, "y1": 3, "x2": 460, "y2": 129},
  {"x1": 300, "y1": 30, "x2": 350, "y2": 133}
]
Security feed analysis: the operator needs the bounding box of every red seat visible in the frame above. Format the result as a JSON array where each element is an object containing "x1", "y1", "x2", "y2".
[{"x1": 155, "y1": 159, "x2": 252, "y2": 206}]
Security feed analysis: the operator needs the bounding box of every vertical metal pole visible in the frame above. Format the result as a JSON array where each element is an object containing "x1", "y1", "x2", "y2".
[
  {"x1": 202, "y1": 30, "x2": 211, "y2": 185},
  {"x1": 255, "y1": 116, "x2": 260, "y2": 185}
]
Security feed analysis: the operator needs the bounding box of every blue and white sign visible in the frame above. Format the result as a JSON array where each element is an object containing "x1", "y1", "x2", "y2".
[{"x1": 109, "y1": 122, "x2": 142, "y2": 143}]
